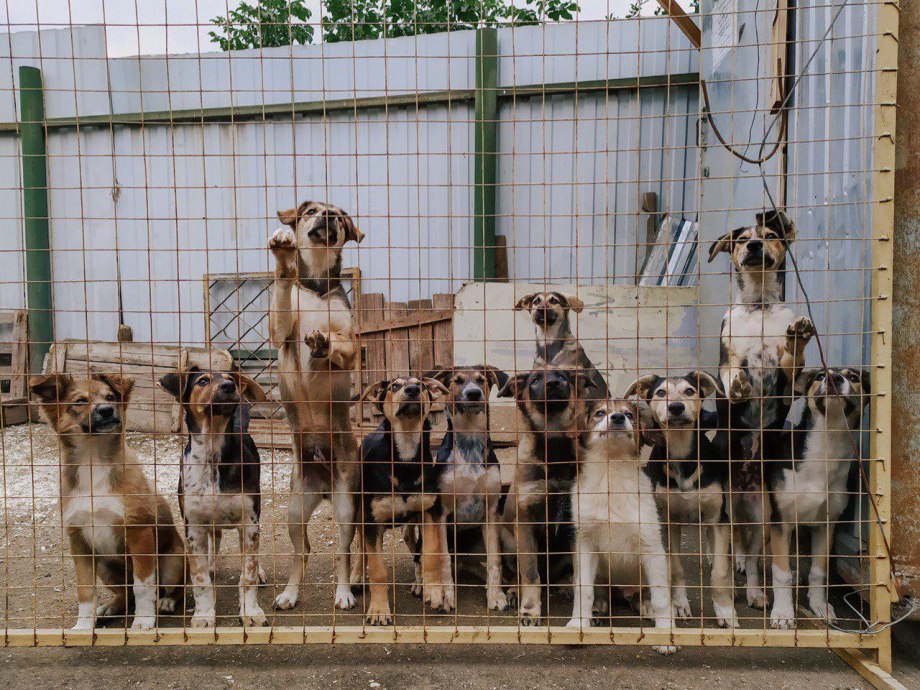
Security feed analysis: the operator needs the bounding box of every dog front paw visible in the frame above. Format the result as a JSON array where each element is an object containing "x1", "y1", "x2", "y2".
[
  {"x1": 269, "y1": 227, "x2": 297, "y2": 255},
  {"x1": 487, "y1": 587, "x2": 509, "y2": 611},
  {"x1": 131, "y1": 615, "x2": 156, "y2": 630},
  {"x1": 305, "y1": 330, "x2": 330, "y2": 359},
  {"x1": 424, "y1": 583, "x2": 454, "y2": 612},
  {"x1": 273, "y1": 589, "x2": 299, "y2": 610},
  {"x1": 240, "y1": 606, "x2": 268, "y2": 627},
  {"x1": 714, "y1": 602, "x2": 739, "y2": 628},
  {"x1": 770, "y1": 604, "x2": 796, "y2": 630},
  {"x1": 190, "y1": 610, "x2": 216, "y2": 628},
  {"x1": 809, "y1": 599, "x2": 837, "y2": 625},
  {"x1": 96, "y1": 601, "x2": 125, "y2": 618},
  {"x1": 366, "y1": 602, "x2": 393, "y2": 625},
  {"x1": 334, "y1": 584, "x2": 357, "y2": 610},
  {"x1": 157, "y1": 597, "x2": 177, "y2": 614},
  {"x1": 519, "y1": 601, "x2": 541, "y2": 626},
  {"x1": 653, "y1": 645, "x2": 680, "y2": 656},
  {"x1": 672, "y1": 592, "x2": 692, "y2": 619},
  {"x1": 787, "y1": 316, "x2": 816, "y2": 343},
  {"x1": 730, "y1": 371, "x2": 753, "y2": 401},
  {"x1": 746, "y1": 586, "x2": 766, "y2": 610}
]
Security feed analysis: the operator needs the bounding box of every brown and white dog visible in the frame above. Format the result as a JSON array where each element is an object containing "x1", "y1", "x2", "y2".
[
  {"x1": 708, "y1": 209, "x2": 814, "y2": 608},
  {"x1": 159, "y1": 366, "x2": 268, "y2": 628},
  {"x1": 515, "y1": 291, "x2": 609, "y2": 399},
  {"x1": 31, "y1": 373, "x2": 185, "y2": 630},
  {"x1": 268, "y1": 200, "x2": 364, "y2": 611}
]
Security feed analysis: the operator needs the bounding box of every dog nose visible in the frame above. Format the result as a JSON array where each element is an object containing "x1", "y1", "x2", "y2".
[
  {"x1": 609, "y1": 412, "x2": 626, "y2": 425},
  {"x1": 219, "y1": 380, "x2": 237, "y2": 394},
  {"x1": 404, "y1": 384, "x2": 421, "y2": 398},
  {"x1": 668, "y1": 402, "x2": 686, "y2": 415},
  {"x1": 746, "y1": 239, "x2": 763, "y2": 252},
  {"x1": 465, "y1": 387, "x2": 483, "y2": 401},
  {"x1": 95, "y1": 405, "x2": 115, "y2": 420},
  {"x1": 832, "y1": 372, "x2": 845, "y2": 387}
]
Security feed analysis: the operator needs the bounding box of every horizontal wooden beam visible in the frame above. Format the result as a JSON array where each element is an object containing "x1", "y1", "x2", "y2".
[{"x1": 359, "y1": 309, "x2": 453, "y2": 335}]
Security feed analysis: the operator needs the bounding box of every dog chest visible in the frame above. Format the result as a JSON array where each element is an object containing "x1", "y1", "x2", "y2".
[
  {"x1": 63, "y1": 464, "x2": 125, "y2": 556},
  {"x1": 293, "y1": 286, "x2": 353, "y2": 338},
  {"x1": 776, "y1": 422, "x2": 854, "y2": 522},
  {"x1": 183, "y1": 443, "x2": 256, "y2": 526},
  {"x1": 654, "y1": 482, "x2": 724, "y2": 523},
  {"x1": 723, "y1": 305, "x2": 791, "y2": 377}
]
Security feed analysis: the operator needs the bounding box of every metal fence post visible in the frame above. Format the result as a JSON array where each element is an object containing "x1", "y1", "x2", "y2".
[
  {"x1": 19, "y1": 66, "x2": 53, "y2": 374},
  {"x1": 473, "y1": 28, "x2": 498, "y2": 282}
]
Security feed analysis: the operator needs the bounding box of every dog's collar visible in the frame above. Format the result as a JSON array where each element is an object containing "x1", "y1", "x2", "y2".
[{"x1": 298, "y1": 275, "x2": 342, "y2": 297}]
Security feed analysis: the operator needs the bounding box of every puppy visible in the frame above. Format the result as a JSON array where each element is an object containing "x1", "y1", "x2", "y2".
[
  {"x1": 422, "y1": 364, "x2": 510, "y2": 611},
  {"x1": 499, "y1": 365, "x2": 594, "y2": 624},
  {"x1": 566, "y1": 397, "x2": 677, "y2": 655},
  {"x1": 268, "y1": 200, "x2": 364, "y2": 612},
  {"x1": 30, "y1": 373, "x2": 185, "y2": 630},
  {"x1": 355, "y1": 376, "x2": 452, "y2": 624},
  {"x1": 159, "y1": 366, "x2": 269, "y2": 628},
  {"x1": 515, "y1": 291, "x2": 609, "y2": 399},
  {"x1": 708, "y1": 209, "x2": 815, "y2": 607},
  {"x1": 626, "y1": 372, "x2": 737, "y2": 628},
  {"x1": 767, "y1": 367, "x2": 870, "y2": 629}
]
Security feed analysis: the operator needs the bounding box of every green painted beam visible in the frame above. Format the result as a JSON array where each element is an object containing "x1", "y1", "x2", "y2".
[
  {"x1": 19, "y1": 66, "x2": 53, "y2": 374},
  {"x1": 473, "y1": 28, "x2": 499, "y2": 282}
]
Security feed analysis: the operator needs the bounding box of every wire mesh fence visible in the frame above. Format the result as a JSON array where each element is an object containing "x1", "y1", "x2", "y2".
[{"x1": 0, "y1": 0, "x2": 900, "y2": 668}]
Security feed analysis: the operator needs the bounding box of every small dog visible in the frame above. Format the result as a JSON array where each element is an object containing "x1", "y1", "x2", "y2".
[
  {"x1": 767, "y1": 367, "x2": 870, "y2": 629},
  {"x1": 31, "y1": 373, "x2": 185, "y2": 630},
  {"x1": 566, "y1": 396, "x2": 677, "y2": 655},
  {"x1": 268, "y1": 200, "x2": 364, "y2": 612},
  {"x1": 159, "y1": 366, "x2": 269, "y2": 628},
  {"x1": 499, "y1": 365, "x2": 594, "y2": 624},
  {"x1": 355, "y1": 375, "x2": 452, "y2": 624},
  {"x1": 425, "y1": 364, "x2": 510, "y2": 611},
  {"x1": 626, "y1": 372, "x2": 737, "y2": 628},
  {"x1": 708, "y1": 209, "x2": 815, "y2": 607},
  {"x1": 515, "y1": 291, "x2": 609, "y2": 399}
]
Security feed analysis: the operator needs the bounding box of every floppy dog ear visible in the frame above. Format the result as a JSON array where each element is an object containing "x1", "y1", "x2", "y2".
[
  {"x1": 708, "y1": 227, "x2": 748, "y2": 263},
  {"x1": 686, "y1": 371, "x2": 719, "y2": 399},
  {"x1": 158, "y1": 365, "x2": 199, "y2": 402},
  {"x1": 793, "y1": 368, "x2": 822, "y2": 397},
  {"x1": 229, "y1": 372, "x2": 268, "y2": 403},
  {"x1": 277, "y1": 207, "x2": 299, "y2": 228},
  {"x1": 624, "y1": 374, "x2": 659, "y2": 400},
  {"x1": 635, "y1": 400, "x2": 662, "y2": 447},
  {"x1": 358, "y1": 380, "x2": 390, "y2": 413},
  {"x1": 421, "y1": 377, "x2": 450, "y2": 399},
  {"x1": 497, "y1": 372, "x2": 528, "y2": 399},
  {"x1": 858, "y1": 368, "x2": 871, "y2": 395},
  {"x1": 340, "y1": 211, "x2": 364, "y2": 244},
  {"x1": 514, "y1": 293, "x2": 538, "y2": 312},
  {"x1": 483, "y1": 365, "x2": 510, "y2": 392},
  {"x1": 92, "y1": 372, "x2": 135, "y2": 402},
  {"x1": 756, "y1": 209, "x2": 797, "y2": 241},
  {"x1": 423, "y1": 365, "x2": 452, "y2": 387},
  {"x1": 561, "y1": 294, "x2": 585, "y2": 314},
  {"x1": 29, "y1": 373, "x2": 73, "y2": 405}
]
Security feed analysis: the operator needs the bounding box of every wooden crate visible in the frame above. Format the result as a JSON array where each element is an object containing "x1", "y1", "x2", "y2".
[
  {"x1": 44, "y1": 340, "x2": 233, "y2": 433},
  {"x1": 0, "y1": 310, "x2": 31, "y2": 427}
]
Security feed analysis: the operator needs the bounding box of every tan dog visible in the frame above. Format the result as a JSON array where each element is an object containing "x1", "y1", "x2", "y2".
[
  {"x1": 268, "y1": 200, "x2": 365, "y2": 611},
  {"x1": 31, "y1": 373, "x2": 185, "y2": 630}
]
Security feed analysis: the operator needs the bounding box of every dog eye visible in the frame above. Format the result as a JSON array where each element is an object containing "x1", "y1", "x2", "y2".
[
  {"x1": 391, "y1": 382, "x2": 400, "y2": 392},
  {"x1": 685, "y1": 387, "x2": 695, "y2": 396},
  {"x1": 655, "y1": 389, "x2": 666, "y2": 397},
  {"x1": 594, "y1": 408, "x2": 605, "y2": 417},
  {"x1": 453, "y1": 376, "x2": 463, "y2": 385},
  {"x1": 196, "y1": 377, "x2": 209, "y2": 386},
  {"x1": 624, "y1": 411, "x2": 634, "y2": 420},
  {"x1": 73, "y1": 397, "x2": 88, "y2": 405},
  {"x1": 847, "y1": 372, "x2": 860, "y2": 382},
  {"x1": 105, "y1": 393, "x2": 116, "y2": 402},
  {"x1": 306, "y1": 208, "x2": 317, "y2": 216}
]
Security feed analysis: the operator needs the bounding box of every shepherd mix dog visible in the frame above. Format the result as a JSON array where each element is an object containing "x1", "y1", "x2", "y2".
[
  {"x1": 268, "y1": 201, "x2": 364, "y2": 612},
  {"x1": 499, "y1": 365, "x2": 595, "y2": 624},
  {"x1": 708, "y1": 209, "x2": 814, "y2": 608},
  {"x1": 31, "y1": 373, "x2": 185, "y2": 630},
  {"x1": 626, "y1": 371, "x2": 737, "y2": 628},
  {"x1": 354, "y1": 376, "x2": 452, "y2": 623},
  {"x1": 159, "y1": 366, "x2": 268, "y2": 628},
  {"x1": 567, "y1": 396, "x2": 677, "y2": 654},
  {"x1": 767, "y1": 367, "x2": 869, "y2": 629}
]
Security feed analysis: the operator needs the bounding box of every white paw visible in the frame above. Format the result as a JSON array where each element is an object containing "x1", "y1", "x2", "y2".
[
  {"x1": 409, "y1": 581, "x2": 423, "y2": 598},
  {"x1": 672, "y1": 594, "x2": 692, "y2": 619},
  {"x1": 770, "y1": 605, "x2": 795, "y2": 630},
  {"x1": 788, "y1": 316, "x2": 816, "y2": 342},
  {"x1": 714, "y1": 602, "x2": 739, "y2": 628},
  {"x1": 566, "y1": 617, "x2": 591, "y2": 629},
  {"x1": 366, "y1": 605, "x2": 393, "y2": 626},
  {"x1": 96, "y1": 602, "x2": 120, "y2": 617},
  {"x1": 268, "y1": 227, "x2": 297, "y2": 252},
  {"x1": 746, "y1": 587, "x2": 766, "y2": 609},
  {"x1": 334, "y1": 584, "x2": 357, "y2": 610},
  {"x1": 71, "y1": 618, "x2": 95, "y2": 631},
  {"x1": 191, "y1": 611, "x2": 216, "y2": 628},
  {"x1": 273, "y1": 590, "x2": 298, "y2": 610},
  {"x1": 487, "y1": 588, "x2": 508, "y2": 611},
  {"x1": 654, "y1": 645, "x2": 680, "y2": 656},
  {"x1": 157, "y1": 597, "x2": 177, "y2": 614},
  {"x1": 809, "y1": 599, "x2": 837, "y2": 625},
  {"x1": 730, "y1": 371, "x2": 753, "y2": 401},
  {"x1": 735, "y1": 555, "x2": 747, "y2": 574},
  {"x1": 240, "y1": 606, "x2": 268, "y2": 627},
  {"x1": 258, "y1": 566, "x2": 268, "y2": 586},
  {"x1": 131, "y1": 615, "x2": 156, "y2": 630},
  {"x1": 443, "y1": 584, "x2": 456, "y2": 612}
]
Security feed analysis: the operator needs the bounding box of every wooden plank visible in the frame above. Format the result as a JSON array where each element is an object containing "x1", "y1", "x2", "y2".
[
  {"x1": 360, "y1": 294, "x2": 386, "y2": 421},
  {"x1": 386, "y1": 303, "x2": 410, "y2": 378},
  {"x1": 406, "y1": 300, "x2": 431, "y2": 375},
  {"x1": 359, "y1": 308, "x2": 453, "y2": 334},
  {"x1": 0, "y1": 398, "x2": 30, "y2": 427},
  {"x1": 431, "y1": 294, "x2": 454, "y2": 369}
]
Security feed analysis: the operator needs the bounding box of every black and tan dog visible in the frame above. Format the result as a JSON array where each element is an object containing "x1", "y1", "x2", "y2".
[
  {"x1": 159, "y1": 366, "x2": 268, "y2": 628},
  {"x1": 31, "y1": 373, "x2": 185, "y2": 630},
  {"x1": 768, "y1": 367, "x2": 869, "y2": 629},
  {"x1": 355, "y1": 375, "x2": 452, "y2": 624},
  {"x1": 499, "y1": 365, "x2": 595, "y2": 624},
  {"x1": 420, "y1": 364, "x2": 510, "y2": 611},
  {"x1": 515, "y1": 291, "x2": 609, "y2": 399},
  {"x1": 268, "y1": 200, "x2": 364, "y2": 612},
  {"x1": 707, "y1": 209, "x2": 814, "y2": 608},
  {"x1": 626, "y1": 371, "x2": 737, "y2": 628}
]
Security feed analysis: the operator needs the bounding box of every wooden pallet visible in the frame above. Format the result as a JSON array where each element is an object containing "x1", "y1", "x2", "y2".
[{"x1": 0, "y1": 310, "x2": 30, "y2": 427}]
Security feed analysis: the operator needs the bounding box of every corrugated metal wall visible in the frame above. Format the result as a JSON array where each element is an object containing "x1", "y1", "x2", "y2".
[{"x1": 0, "y1": 21, "x2": 699, "y2": 345}]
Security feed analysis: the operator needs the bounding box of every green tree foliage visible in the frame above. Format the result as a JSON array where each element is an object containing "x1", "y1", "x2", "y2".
[{"x1": 208, "y1": 0, "x2": 314, "y2": 50}]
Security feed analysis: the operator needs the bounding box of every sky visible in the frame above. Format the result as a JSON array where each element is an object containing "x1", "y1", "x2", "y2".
[{"x1": 1, "y1": 0, "x2": 637, "y2": 57}]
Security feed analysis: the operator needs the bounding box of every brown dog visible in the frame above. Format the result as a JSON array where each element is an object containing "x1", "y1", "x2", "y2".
[
  {"x1": 31, "y1": 373, "x2": 185, "y2": 630},
  {"x1": 268, "y1": 200, "x2": 365, "y2": 611}
]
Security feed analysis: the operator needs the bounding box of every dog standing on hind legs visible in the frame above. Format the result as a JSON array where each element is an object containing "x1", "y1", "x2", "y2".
[{"x1": 268, "y1": 200, "x2": 365, "y2": 612}]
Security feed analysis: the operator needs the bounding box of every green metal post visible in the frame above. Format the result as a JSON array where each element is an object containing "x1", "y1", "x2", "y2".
[
  {"x1": 19, "y1": 66, "x2": 53, "y2": 373},
  {"x1": 473, "y1": 28, "x2": 498, "y2": 281}
]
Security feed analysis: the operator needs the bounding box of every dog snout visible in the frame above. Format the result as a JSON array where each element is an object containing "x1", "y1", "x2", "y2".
[
  {"x1": 218, "y1": 380, "x2": 237, "y2": 394},
  {"x1": 403, "y1": 384, "x2": 421, "y2": 399},
  {"x1": 746, "y1": 239, "x2": 763, "y2": 253},
  {"x1": 463, "y1": 386, "x2": 483, "y2": 402},
  {"x1": 95, "y1": 405, "x2": 115, "y2": 420},
  {"x1": 668, "y1": 401, "x2": 686, "y2": 416},
  {"x1": 545, "y1": 377, "x2": 568, "y2": 397},
  {"x1": 609, "y1": 412, "x2": 627, "y2": 427}
]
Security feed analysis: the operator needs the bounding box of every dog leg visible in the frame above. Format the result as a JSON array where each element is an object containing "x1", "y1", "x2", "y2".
[
  {"x1": 97, "y1": 588, "x2": 127, "y2": 619},
  {"x1": 566, "y1": 536, "x2": 598, "y2": 629},
  {"x1": 69, "y1": 538, "x2": 97, "y2": 630},
  {"x1": 515, "y1": 519, "x2": 542, "y2": 625},
  {"x1": 438, "y1": 514, "x2": 456, "y2": 611},
  {"x1": 351, "y1": 529, "x2": 367, "y2": 586},
  {"x1": 126, "y1": 526, "x2": 159, "y2": 630},
  {"x1": 186, "y1": 524, "x2": 217, "y2": 628},
  {"x1": 238, "y1": 518, "x2": 267, "y2": 627},
  {"x1": 209, "y1": 529, "x2": 222, "y2": 581},
  {"x1": 274, "y1": 488, "x2": 322, "y2": 610},
  {"x1": 483, "y1": 507, "x2": 508, "y2": 611},
  {"x1": 305, "y1": 330, "x2": 359, "y2": 371},
  {"x1": 710, "y1": 523, "x2": 738, "y2": 628},
  {"x1": 641, "y1": 535, "x2": 679, "y2": 655},
  {"x1": 402, "y1": 524, "x2": 423, "y2": 597},
  {"x1": 332, "y1": 488, "x2": 358, "y2": 609},
  {"x1": 807, "y1": 524, "x2": 837, "y2": 624},
  {"x1": 667, "y1": 524, "x2": 691, "y2": 618},
  {"x1": 364, "y1": 529, "x2": 392, "y2": 625},
  {"x1": 268, "y1": 228, "x2": 298, "y2": 346},
  {"x1": 769, "y1": 523, "x2": 796, "y2": 629},
  {"x1": 780, "y1": 316, "x2": 815, "y2": 380},
  {"x1": 421, "y1": 511, "x2": 451, "y2": 611}
]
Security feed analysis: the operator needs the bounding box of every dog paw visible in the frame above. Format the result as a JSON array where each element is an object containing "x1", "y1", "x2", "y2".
[
  {"x1": 487, "y1": 588, "x2": 509, "y2": 611},
  {"x1": 273, "y1": 590, "x2": 298, "y2": 610},
  {"x1": 672, "y1": 594, "x2": 692, "y2": 619},
  {"x1": 809, "y1": 599, "x2": 837, "y2": 625},
  {"x1": 592, "y1": 596, "x2": 610, "y2": 617},
  {"x1": 730, "y1": 371, "x2": 753, "y2": 401},
  {"x1": 653, "y1": 645, "x2": 680, "y2": 656},
  {"x1": 334, "y1": 584, "x2": 357, "y2": 610},
  {"x1": 506, "y1": 587, "x2": 519, "y2": 608},
  {"x1": 96, "y1": 601, "x2": 124, "y2": 618},
  {"x1": 258, "y1": 566, "x2": 268, "y2": 586},
  {"x1": 714, "y1": 602, "x2": 739, "y2": 628},
  {"x1": 424, "y1": 583, "x2": 454, "y2": 612},
  {"x1": 305, "y1": 330, "x2": 330, "y2": 359},
  {"x1": 519, "y1": 612, "x2": 541, "y2": 627},
  {"x1": 770, "y1": 605, "x2": 796, "y2": 630},
  {"x1": 735, "y1": 555, "x2": 747, "y2": 574},
  {"x1": 746, "y1": 587, "x2": 766, "y2": 610},
  {"x1": 190, "y1": 611, "x2": 216, "y2": 628},
  {"x1": 566, "y1": 617, "x2": 591, "y2": 629},
  {"x1": 787, "y1": 316, "x2": 816, "y2": 342},
  {"x1": 71, "y1": 618, "x2": 95, "y2": 631},
  {"x1": 157, "y1": 597, "x2": 177, "y2": 614},
  {"x1": 240, "y1": 606, "x2": 268, "y2": 627},
  {"x1": 269, "y1": 227, "x2": 297, "y2": 254},
  {"x1": 366, "y1": 604, "x2": 393, "y2": 626},
  {"x1": 409, "y1": 581, "x2": 423, "y2": 598},
  {"x1": 131, "y1": 615, "x2": 156, "y2": 630}
]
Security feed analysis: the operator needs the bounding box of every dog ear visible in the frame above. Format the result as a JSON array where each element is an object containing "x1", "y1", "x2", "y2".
[
  {"x1": 277, "y1": 207, "x2": 299, "y2": 228},
  {"x1": 686, "y1": 371, "x2": 719, "y2": 399},
  {"x1": 497, "y1": 372, "x2": 528, "y2": 399},
  {"x1": 794, "y1": 368, "x2": 822, "y2": 397},
  {"x1": 340, "y1": 211, "x2": 364, "y2": 244},
  {"x1": 514, "y1": 293, "x2": 538, "y2": 312},
  {"x1": 358, "y1": 380, "x2": 390, "y2": 414},
  {"x1": 29, "y1": 373, "x2": 73, "y2": 405},
  {"x1": 157, "y1": 366, "x2": 199, "y2": 401},
  {"x1": 635, "y1": 400, "x2": 662, "y2": 447},
  {"x1": 756, "y1": 209, "x2": 797, "y2": 241},
  {"x1": 92, "y1": 372, "x2": 136, "y2": 402},
  {"x1": 422, "y1": 377, "x2": 450, "y2": 399},
  {"x1": 483, "y1": 365, "x2": 510, "y2": 392},
  {"x1": 230, "y1": 372, "x2": 268, "y2": 403},
  {"x1": 624, "y1": 374, "x2": 659, "y2": 400},
  {"x1": 707, "y1": 227, "x2": 746, "y2": 263},
  {"x1": 859, "y1": 368, "x2": 871, "y2": 395},
  {"x1": 423, "y1": 365, "x2": 452, "y2": 387},
  {"x1": 561, "y1": 294, "x2": 585, "y2": 314}
]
